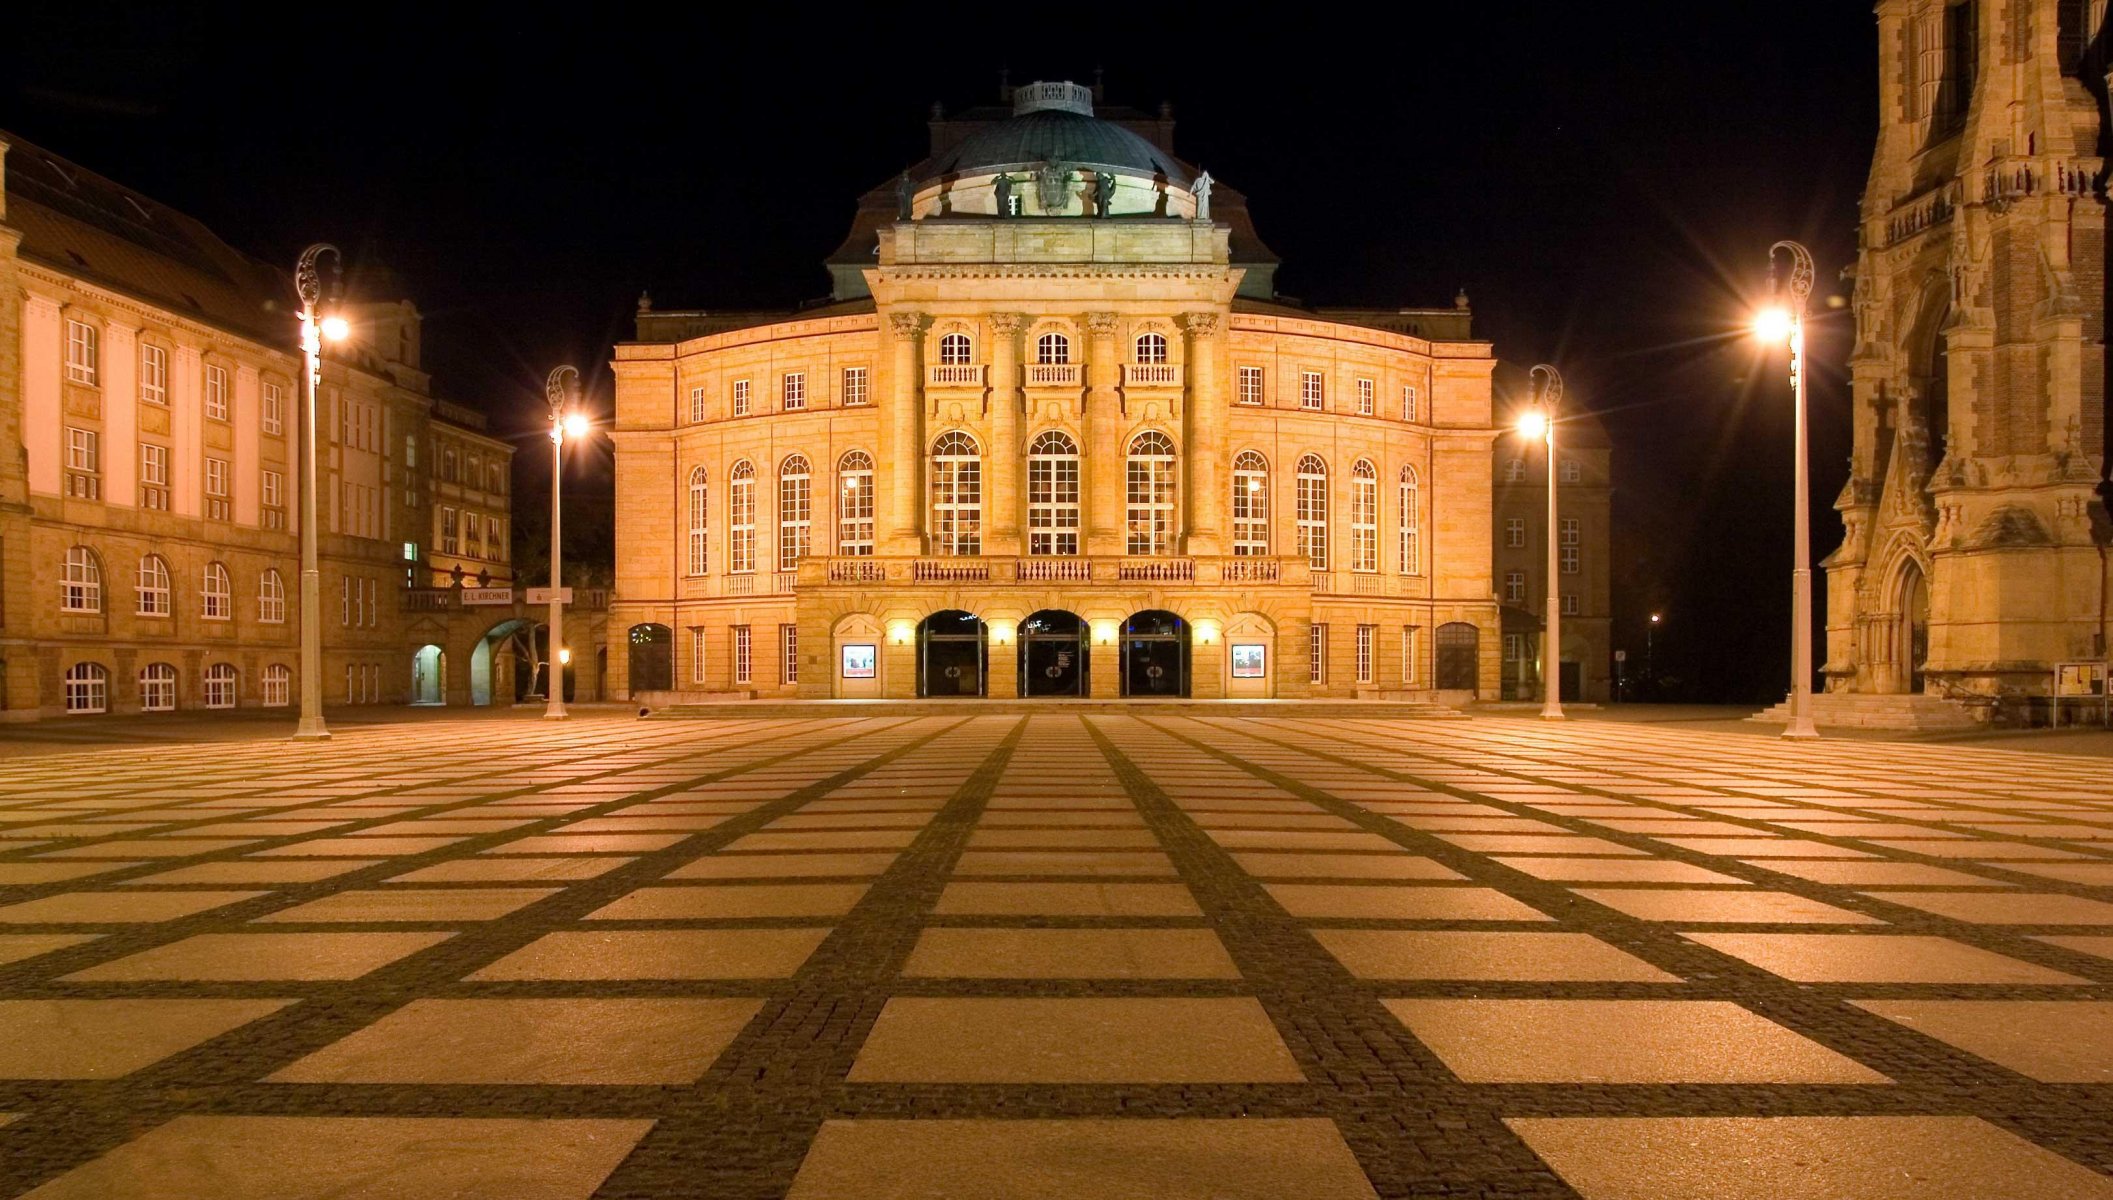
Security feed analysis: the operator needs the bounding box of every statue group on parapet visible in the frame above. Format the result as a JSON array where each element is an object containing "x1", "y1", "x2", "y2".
[{"x1": 898, "y1": 163, "x2": 1214, "y2": 220}]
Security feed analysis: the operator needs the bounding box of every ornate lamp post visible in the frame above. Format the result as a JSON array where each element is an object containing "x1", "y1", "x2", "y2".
[
  {"x1": 293, "y1": 244, "x2": 349, "y2": 742},
  {"x1": 1517, "y1": 364, "x2": 1565, "y2": 720},
  {"x1": 543, "y1": 366, "x2": 590, "y2": 720},
  {"x1": 1756, "y1": 242, "x2": 1820, "y2": 740}
]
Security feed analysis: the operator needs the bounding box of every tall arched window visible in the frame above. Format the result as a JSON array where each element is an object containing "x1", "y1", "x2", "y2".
[
  {"x1": 1134, "y1": 332, "x2": 1168, "y2": 364},
  {"x1": 938, "y1": 332, "x2": 972, "y2": 365},
  {"x1": 1399, "y1": 466, "x2": 1422, "y2": 576},
  {"x1": 63, "y1": 662, "x2": 107, "y2": 714},
  {"x1": 1296, "y1": 455, "x2": 1329, "y2": 571},
  {"x1": 139, "y1": 662, "x2": 177, "y2": 712},
  {"x1": 930, "y1": 431, "x2": 982, "y2": 556},
  {"x1": 778, "y1": 454, "x2": 811, "y2": 571},
  {"x1": 729, "y1": 461, "x2": 756, "y2": 574},
  {"x1": 1231, "y1": 451, "x2": 1269, "y2": 556},
  {"x1": 1126, "y1": 431, "x2": 1177, "y2": 556},
  {"x1": 1350, "y1": 460, "x2": 1378, "y2": 572},
  {"x1": 201, "y1": 563, "x2": 232, "y2": 620},
  {"x1": 1036, "y1": 332, "x2": 1071, "y2": 365},
  {"x1": 137, "y1": 554, "x2": 171, "y2": 616},
  {"x1": 203, "y1": 662, "x2": 237, "y2": 709},
  {"x1": 686, "y1": 466, "x2": 709, "y2": 576},
  {"x1": 1027, "y1": 431, "x2": 1081, "y2": 555},
  {"x1": 837, "y1": 451, "x2": 874, "y2": 556},
  {"x1": 262, "y1": 663, "x2": 291, "y2": 707},
  {"x1": 259, "y1": 569, "x2": 286, "y2": 623},
  {"x1": 62, "y1": 546, "x2": 101, "y2": 613}
]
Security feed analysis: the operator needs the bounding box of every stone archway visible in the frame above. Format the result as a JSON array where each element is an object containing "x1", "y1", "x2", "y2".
[
  {"x1": 410, "y1": 645, "x2": 445, "y2": 706},
  {"x1": 1897, "y1": 558, "x2": 1930, "y2": 695}
]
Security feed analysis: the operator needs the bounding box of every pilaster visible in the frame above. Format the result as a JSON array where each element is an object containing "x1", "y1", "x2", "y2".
[
  {"x1": 987, "y1": 312, "x2": 1025, "y2": 556},
  {"x1": 1179, "y1": 311, "x2": 1225, "y2": 555},
  {"x1": 882, "y1": 312, "x2": 928, "y2": 554},
  {"x1": 1084, "y1": 312, "x2": 1122, "y2": 555}
]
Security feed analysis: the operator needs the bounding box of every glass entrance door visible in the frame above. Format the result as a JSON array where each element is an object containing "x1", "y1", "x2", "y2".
[{"x1": 1020, "y1": 610, "x2": 1087, "y2": 697}]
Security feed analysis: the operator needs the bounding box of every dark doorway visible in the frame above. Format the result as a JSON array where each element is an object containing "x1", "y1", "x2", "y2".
[
  {"x1": 919, "y1": 610, "x2": 987, "y2": 697},
  {"x1": 1121, "y1": 609, "x2": 1190, "y2": 697},
  {"x1": 1560, "y1": 661, "x2": 1582, "y2": 703},
  {"x1": 1021, "y1": 609, "x2": 1088, "y2": 697},
  {"x1": 1436, "y1": 622, "x2": 1479, "y2": 692},
  {"x1": 628, "y1": 623, "x2": 672, "y2": 693}
]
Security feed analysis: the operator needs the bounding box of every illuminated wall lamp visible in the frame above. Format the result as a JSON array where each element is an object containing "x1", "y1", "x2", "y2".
[
  {"x1": 1194, "y1": 619, "x2": 1221, "y2": 645},
  {"x1": 888, "y1": 620, "x2": 915, "y2": 646},
  {"x1": 1092, "y1": 620, "x2": 1118, "y2": 647},
  {"x1": 989, "y1": 620, "x2": 1016, "y2": 646}
]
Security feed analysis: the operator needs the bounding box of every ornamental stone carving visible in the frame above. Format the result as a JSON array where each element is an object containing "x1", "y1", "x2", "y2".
[
  {"x1": 1177, "y1": 311, "x2": 1221, "y2": 338},
  {"x1": 887, "y1": 312, "x2": 930, "y2": 340},
  {"x1": 987, "y1": 312, "x2": 1027, "y2": 335},
  {"x1": 1084, "y1": 312, "x2": 1120, "y2": 337}
]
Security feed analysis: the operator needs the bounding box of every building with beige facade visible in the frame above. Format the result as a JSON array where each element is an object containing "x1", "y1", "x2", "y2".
[
  {"x1": 0, "y1": 130, "x2": 591, "y2": 719},
  {"x1": 1495, "y1": 410, "x2": 1613, "y2": 702},
  {"x1": 609, "y1": 82, "x2": 1500, "y2": 701},
  {"x1": 1821, "y1": 1, "x2": 2109, "y2": 724}
]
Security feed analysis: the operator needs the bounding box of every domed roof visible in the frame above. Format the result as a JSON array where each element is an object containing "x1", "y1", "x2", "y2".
[{"x1": 921, "y1": 86, "x2": 1188, "y2": 183}]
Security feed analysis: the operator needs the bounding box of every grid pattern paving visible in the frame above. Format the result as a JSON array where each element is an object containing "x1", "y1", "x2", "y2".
[{"x1": 0, "y1": 712, "x2": 2108, "y2": 1198}]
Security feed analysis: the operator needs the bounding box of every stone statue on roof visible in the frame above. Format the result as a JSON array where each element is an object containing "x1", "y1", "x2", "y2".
[
  {"x1": 896, "y1": 172, "x2": 914, "y2": 220},
  {"x1": 993, "y1": 172, "x2": 1013, "y2": 216},
  {"x1": 1192, "y1": 171, "x2": 1213, "y2": 220},
  {"x1": 1095, "y1": 172, "x2": 1115, "y2": 218}
]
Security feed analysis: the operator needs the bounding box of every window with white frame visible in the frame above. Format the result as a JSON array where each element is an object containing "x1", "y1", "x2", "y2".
[
  {"x1": 731, "y1": 378, "x2": 751, "y2": 416},
  {"x1": 263, "y1": 381, "x2": 284, "y2": 435},
  {"x1": 205, "y1": 364, "x2": 229, "y2": 421},
  {"x1": 1236, "y1": 365, "x2": 1264, "y2": 405},
  {"x1": 688, "y1": 385, "x2": 706, "y2": 423},
  {"x1": 64, "y1": 427, "x2": 99, "y2": 499},
  {"x1": 782, "y1": 372, "x2": 806, "y2": 411},
  {"x1": 939, "y1": 332, "x2": 972, "y2": 365},
  {"x1": 63, "y1": 662, "x2": 107, "y2": 714},
  {"x1": 1231, "y1": 451, "x2": 1269, "y2": 555},
  {"x1": 1399, "y1": 465, "x2": 1422, "y2": 576},
  {"x1": 205, "y1": 457, "x2": 229, "y2": 520},
  {"x1": 1300, "y1": 370, "x2": 1324, "y2": 410},
  {"x1": 1036, "y1": 332, "x2": 1071, "y2": 364},
  {"x1": 729, "y1": 460, "x2": 756, "y2": 573},
  {"x1": 201, "y1": 562, "x2": 231, "y2": 620},
  {"x1": 1560, "y1": 518, "x2": 1580, "y2": 574},
  {"x1": 1504, "y1": 458, "x2": 1526, "y2": 483},
  {"x1": 1560, "y1": 458, "x2": 1581, "y2": 484},
  {"x1": 1310, "y1": 623, "x2": 1327, "y2": 684},
  {"x1": 1356, "y1": 624, "x2": 1375, "y2": 684},
  {"x1": 1505, "y1": 517, "x2": 1525, "y2": 547},
  {"x1": 259, "y1": 569, "x2": 286, "y2": 623},
  {"x1": 930, "y1": 431, "x2": 981, "y2": 556},
  {"x1": 465, "y1": 512, "x2": 482, "y2": 559},
  {"x1": 689, "y1": 626, "x2": 708, "y2": 683},
  {"x1": 203, "y1": 663, "x2": 236, "y2": 709},
  {"x1": 1505, "y1": 633, "x2": 1527, "y2": 664},
  {"x1": 1125, "y1": 431, "x2": 1176, "y2": 556},
  {"x1": 731, "y1": 624, "x2": 753, "y2": 684},
  {"x1": 140, "y1": 343, "x2": 168, "y2": 405},
  {"x1": 1295, "y1": 454, "x2": 1328, "y2": 570},
  {"x1": 1505, "y1": 570, "x2": 1526, "y2": 603},
  {"x1": 1561, "y1": 593, "x2": 1579, "y2": 616},
  {"x1": 1403, "y1": 383, "x2": 1419, "y2": 421},
  {"x1": 686, "y1": 467, "x2": 709, "y2": 575},
  {"x1": 262, "y1": 470, "x2": 285, "y2": 529},
  {"x1": 65, "y1": 320, "x2": 98, "y2": 385},
  {"x1": 262, "y1": 664, "x2": 290, "y2": 707},
  {"x1": 140, "y1": 444, "x2": 169, "y2": 510},
  {"x1": 137, "y1": 555, "x2": 171, "y2": 616},
  {"x1": 841, "y1": 365, "x2": 869, "y2": 406},
  {"x1": 1402, "y1": 625, "x2": 1420, "y2": 686},
  {"x1": 1026, "y1": 431, "x2": 1080, "y2": 556},
  {"x1": 139, "y1": 662, "x2": 176, "y2": 712},
  {"x1": 780, "y1": 623, "x2": 798, "y2": 685},
  {"x1": 340, "y1": 576, "x2": 349, "y2": 626},
  {"x1": 441, "y1": 507, "x2": 459, "y2": 555},
  {"x1": 1135, "y1": 332, "x2": 1168, "y2": 363},
  {"x1": 1350, "y1": 460, "x2": 1378, "y2": 572},
  {"x1": 62, "y1": 546, "x2": 101, "y2": 613},
  {"x1": 1356, "y1": 377, "x2": 1375, "y2": 416},
  {"x1": 837, "y1": 451, "x2": 874, "y2": 556},
  {"x1": 778, "y1": 454, "x2": 811, "y2": 570}
]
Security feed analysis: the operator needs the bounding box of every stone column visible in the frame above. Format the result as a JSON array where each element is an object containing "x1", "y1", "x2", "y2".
[
  {"x1": 1084, "y1": 312, "x2": 1124, "y2": 555},
  {"x1": 987, "y1": 312, "x2": 1026, "y2": 556},
  {"x1": 1179, "y1": 311, "x2": 1225, "y2": 556},
  {"x1": 882, "y1": 312, "x2": 928, "y2": 554}
]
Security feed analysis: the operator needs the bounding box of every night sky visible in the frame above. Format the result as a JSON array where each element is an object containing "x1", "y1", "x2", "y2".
[{"x1": 3, "y1": 4, "x2": 1876, "y2": 703}]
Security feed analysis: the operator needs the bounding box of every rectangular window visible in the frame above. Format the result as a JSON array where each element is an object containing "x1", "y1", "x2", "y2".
[
  {"x1": 780, "y1": 624, "x2": 798, "y2": 685},
  {"x1": 1561, "y1": 593, "x2": 1579, "y2": 616},
  {"x1": 841, "y1": 365, "x2": 869, "y2": 406},
  {"x1": 262, "y1": 469, "x2": 285, "y2": 529},
  {"x1": 1505, "y1": 571, "x2": 1526, "y2": 603},
  {"x1": 1355, "y1": 377, "x2": 1375, "y2": 416},
  {"x1": 1505, "y1": 517, "x2": 1525, "y2": 547},
  {"x1": 731, "y1": 379, "x2": 751, "y2": 416},
  {"x1": 1236, "y1": 365, "x2": 1264, "y2": 406},
  {"x1": 1402, "y1": 625, "x2": 1420, "y2": 686},
  {"x1": 1403, "y1": 384, "x2": 1419, "y2": 421},
  {"x1": 140, "y1": 444, "x2": 169, "y2": 510},
  {"x1": 1505, "y1": 633, "x2": 1527, "y2": 663},
  {"x1": 441, "y1": 507, "x2": 459, "y2": 555},
  {"x1": 140, "y1": 344, "x2": 168, "y2": 405},
  {"x1": 732, "y1": 625, "x2": 752, "y2": 685},
  {"x1": 688, "y1": 385, "x2": 707, "y2": 423},
  {"x1": 1356, "y1": 624, "x2": 1375, "y2": 684},
  {"x1": 1560, "y1": 459, "x2": 1581, "y2": 484},
  {"x1": 205, "y1": 364, "x2": 229, "y2": 421},
  {"x1": 1560, "y1": 544, "x2": 1580, "y2": 575},
  {"x1": 263, "y1": 381, "x2": 284, "y2": 435},
  {"x1": 65, "y1": 319, "x2": 98, "y2": 385},
  {"x1": 65, "y1": 427, "x2": 99, "y2": 500},
  {"x1": 340, "y1": 576, "x2": 349, "y2": 626},
  {"x1": 782, "y1": 372, "x2": 805, "y2": 411},
  {"x1": 205, "y1": 457, "x2": 230, "y2": 520},
  {"x1": 690, "y1": 626, "x2": 707, "y2": 684},
  {"x1": 1310, "y1": 623, "x2": 1327, "y2": 684},
  {"x1": 465, "y1": 512, "x2": 482, "y2": 559},
  {"x1": 1299, "y1": 370, "x2": 1324, "y2": 410}
]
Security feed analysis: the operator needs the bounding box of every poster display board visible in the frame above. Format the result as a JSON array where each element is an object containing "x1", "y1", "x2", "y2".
[
  {"x1": 841, "y1": 644, "x2": 877, "y2": 679},
  {"x1": 1231, "y1": 644, "x2": 1267, "y2": 679}
]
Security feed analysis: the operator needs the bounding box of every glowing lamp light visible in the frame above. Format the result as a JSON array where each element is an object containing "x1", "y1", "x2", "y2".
[
  {"x1": 1516, "y1": 409, "x2": 1548, "y2": 440},
  {"x1": 562, "y1": 412, "x2": 591, "y2": 441},
  {"x1": 1245, "y1": 476, "x2": 1262, "y2": 492},
  {"x1": 558, "y1": 648, "x2": 573, "y2": 666},
  {"x1": 1650, "y1": 613, "x2": 1662, "y2": 624},
  {"x1": 1753, "y1": 306, "x2": 1796, "y2": 345},
  {"x1": 887, "y1": 620, "x2": 915, "y2": 646},
  {"x1": 1194, "y1": 619, "x2": 1221, "y2": 646},
  {"x1": 1091, "y1": 620, "x2": 1119, "y2": 647},
  {"x1": 318, "y1": 314, "x2": 351, "y2": 343},
  {"x1": 988, "y1": 619, "x2": 1016, "y2": 647}
]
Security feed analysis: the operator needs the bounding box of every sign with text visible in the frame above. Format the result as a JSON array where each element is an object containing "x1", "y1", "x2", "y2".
[
  {"x1": 526, "y1": 587, "x2": 574, "y2": 605},
  {"x1": 460, "y1": 588, "x2": 514, "y2": 606}
]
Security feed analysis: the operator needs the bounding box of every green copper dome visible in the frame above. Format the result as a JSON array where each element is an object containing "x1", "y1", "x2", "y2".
[{"x1": 925, "y1": 109, "x2": 1187, "y2": 183}]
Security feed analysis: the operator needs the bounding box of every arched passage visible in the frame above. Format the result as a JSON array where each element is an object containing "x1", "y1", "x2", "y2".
[
  {"x1": 1020, "y1": 609, "x2": 1087, "y2": 697},
  {"x1": 1121, "y1": 609, "x2": 1189, "y2": 698},
  {"x1": 471, "y1": 618, "x2": 536, "y2": 706},
  {"x1": 919, "y1": 610, "x2": 986, "y2": 697},
  {"x1": 411, "y1": 644, "x2": 445, "y2": 706}
]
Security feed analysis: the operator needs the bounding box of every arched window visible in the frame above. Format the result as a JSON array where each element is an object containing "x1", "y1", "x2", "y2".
[
  {"x1": 1231, "y1": 451, "x2": 1269, "y2": 556},
  {"x1": 778, "y1": 454, "x2": 811, "y2": 571},
  {"x1": 1504, "y1": 458, "x2": 1526, "y2": 483},
  {"x1": 1296, "y1": 454, "x2": 1329, "y2": 570},
  {"x1": 63, "y1": 662, "x2": 107, "y2": 714},
  {"x1": 1399, "y1": 466, "x2": 1422, "y2": 576},
  {"x1": 259, "y1": 569, "x2": 286, "y2": 623},
  {"x1": 62, "y1": 546, "x2": 101, "y2": 613},
  {"x1": 1126, "y1": 431, "x2": 1177, "y2": 556},
  {"x1": 686, "y1": 466, "x2": 709, "y2": 576},
  {"x1": 203, "y1": 662, "x2": 237, "y2": 709},
  {"x1": 137, "y1": 554, "x2": 171, "y2": 616},
  {"x1": 1350, "y1": 460, "x2": 1378, "y2": 572},
  {"x1": 837, "y1": 451, "x2": 874, "y2": 556},
  {"x1": 261, "y1": 664, "x2": 291, "y2": 708},
  {"x1": 729, "y1": 461, "x2": 756, "y2": 574},
  {"x1": 930, "y1": 431, "x2": 982, "y2": 556},
  {"x1": 1027, "y1": 431, "x2": 1081, "y2": 556},
  {"x1": 938, "y1": 332, "x2": 972, "y2": 365},
  {"x1": 1134, "y1": 332, "x2": 1168, "y2": 364},
  {"x1": 201, "y1": 563, "x2": 231, "y2": 620},
  {"x1": 139, "y1": 662, "x2": 177, "y2": 712},
  {"x1": 1036, "y1": 332, "x2": 1071, "y2": 365}
]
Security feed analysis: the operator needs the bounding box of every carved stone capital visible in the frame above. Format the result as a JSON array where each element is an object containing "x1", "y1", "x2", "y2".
[
  {"x1": 986, "y1": 311, "x2": 1028, "y2": 335},
  {"x1": 887, "y1": 312, "x2": 931, "y2": 340},
  {"x1": 1084, "y1": 311, "x2": 1121, "y2": 337},
  {"x1": 1177, "y1": 311, "x2": 1221, "y2": 338}
]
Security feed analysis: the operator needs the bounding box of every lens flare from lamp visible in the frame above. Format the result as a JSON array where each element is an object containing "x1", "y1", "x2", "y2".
[
  {"x1": 319, "y1": 315, "x2": 351, "y2": 342},
  {"x1": 1516, "y1": 409, "x2": 1548, "y2": 439},
  {"x1": 562, "y1": 412, "x2": 591, "y2": 440},
  {"x1": 1753, "y1": 307, "x2": 1795, "y2": 344}
]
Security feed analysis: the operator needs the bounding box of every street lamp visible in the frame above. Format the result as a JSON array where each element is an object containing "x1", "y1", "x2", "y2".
[
  {"x1": 1519, "y1": 363, "x2": 1564, "y2": 720},
  {"x1": 543, "y1": 366, "x2": 587, "y2": 720},
  {"x1": 1756, "y1": 241, "x2": 1820, "y2": 740},
  {"x1": 293, "y1": 243, "x2": 348, "y2": 742}
]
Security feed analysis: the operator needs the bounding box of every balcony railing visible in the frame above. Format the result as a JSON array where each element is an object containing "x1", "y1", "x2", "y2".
[
  {"x1": 1023, "y1": 362, "x2": 1083, "y2": 388},
  {"x1": 802, "y1": 554, "x2": 1311, "y2": 590},
  {"x1": 828, "y1": 559, "x2": 888, "y2": 583},
  {"x1": 926, "y1": 364, "x2": 986, "y2": 388},
  {"x1": 1116, "y1": 558, "x2": 1194, "y2": 582},
  {"x1": 1122, "y1": 363, "x2": 1181, "y2": 387},
  {"x1": 913, "y1": 559, "x2": 992, "y2": 583},
  {"x1": 1220, "y1": 558, "x2": 1280, "y2": 583},
  {"x1": 1017, "y1": 558, "x2": 1093, "y2": 582}
]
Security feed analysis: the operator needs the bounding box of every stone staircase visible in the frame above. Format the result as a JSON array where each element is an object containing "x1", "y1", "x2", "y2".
[
  {"x1": 649, "y1": 698, "x2": 1468, "y2": 720},
  {"x1": 1748, "y1": 692, "x2": 1982, "y2": 731}
]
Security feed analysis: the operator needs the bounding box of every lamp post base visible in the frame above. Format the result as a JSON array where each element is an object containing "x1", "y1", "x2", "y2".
[
  {"x1": 1781, "y1": 723, "x2": 1821, "y2": 740},
  {"x1": 291, "y1": 721, "x2": 332, "y2": 742},
  {"x1": 1539, "y1": 707, "x2": 1566, "y2": 720},
  {"x1": 542, "y1": 708, "x2": 570, "y2": 721}
]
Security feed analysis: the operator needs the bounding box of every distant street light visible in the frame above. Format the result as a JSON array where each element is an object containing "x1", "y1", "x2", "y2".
[
  {"x1": 1756, "y1": 241, "x2": 1821, "y2": 740},
  {"x1": 1520, "y1": 364, "x2": 1565, "y2": 720},
  {"x1": 293, "y1": 243, "x2": 348, "y2": 742},
  {"x1": 544, "y1": 366, "x2": 588, "y2": 720}
]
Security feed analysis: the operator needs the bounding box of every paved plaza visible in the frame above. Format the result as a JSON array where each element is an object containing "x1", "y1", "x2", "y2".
[{"x1": 0, "y1": 711, "x2": 2108, "y2": 1197}]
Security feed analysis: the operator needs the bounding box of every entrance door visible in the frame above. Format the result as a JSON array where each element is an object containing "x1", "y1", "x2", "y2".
[
  {"x1": 1560, "y1": 660, "x2": 1582, "y2": 703},
  {"x1": 1436, "y1": 622, "x2": 1479, "y2": 693},
  {"x1": 1902, "y1": 564, "x2": 1930, "y2": 693},
  {"x1": 1120, "y1": 610, "x2": 1190, "y2": 698},
  {"x1": 1021, "y1": 610, "x2": 1087, "y2": 697},
  {"x1": 919, "y1": 611, "x2": 987, "y2": 697}
]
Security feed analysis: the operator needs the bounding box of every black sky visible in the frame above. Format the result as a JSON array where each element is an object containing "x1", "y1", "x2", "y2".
[{"x1": 3, "y1": 3, "x2": 1876, "y2": 702}]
